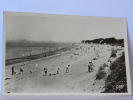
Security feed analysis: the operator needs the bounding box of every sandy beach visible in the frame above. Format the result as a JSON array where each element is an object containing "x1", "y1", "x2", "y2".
[{"x1": 4, "y1": 44, "x2": 123, "y2": 93}]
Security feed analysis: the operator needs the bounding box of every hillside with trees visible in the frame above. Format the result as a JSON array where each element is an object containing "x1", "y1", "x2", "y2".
[{"x1": 81, "y1": 37, "x2": 124, "y2": 47}]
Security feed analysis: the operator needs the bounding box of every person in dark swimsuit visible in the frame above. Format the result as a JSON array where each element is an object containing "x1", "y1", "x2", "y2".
[
  {"x1": 12, "y1": 66, "x2": 15, "y2": 75},
  {"x1": 19, "y1": 68, "x2": 23, "y2": 74},
  {"x1": 57, "y1": 68, "x2": 60, "y2": 74},
  {"x1": 44, "y1": 68, "x2": 47, "y2": 76}
]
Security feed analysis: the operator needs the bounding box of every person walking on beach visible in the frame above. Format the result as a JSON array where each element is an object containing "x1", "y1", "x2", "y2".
[
  {"x1": 12, "y1": 66, "x2": 15, "y2": 75},
  {"x1": 57, "y1": 68, "x2": 60, "y2": 74},
  {"x1": 44, "y1": 68, "x2": 47, "y2": 76}
]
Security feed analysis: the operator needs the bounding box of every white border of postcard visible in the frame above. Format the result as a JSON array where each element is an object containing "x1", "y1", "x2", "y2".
[{"x1": 2, "y1": 12, "x2": 132, "y2": 95}]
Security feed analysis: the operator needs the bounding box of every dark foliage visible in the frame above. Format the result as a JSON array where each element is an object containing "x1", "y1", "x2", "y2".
[
  {"x1": 103, "y1": 52, "x2": 127, "y2": 93},
  {"x1": 110, "y1": 50, "x2": 117, "y2": 58},
  {"x1": 81, "y1": 37, "x2": 124, "y2": 46},
  {"x1": 96, "y1": 70, "x2": 107, "y2": 80},
  {"x1": 95, "y1": 65, "x2": 107, "y2": 80}
]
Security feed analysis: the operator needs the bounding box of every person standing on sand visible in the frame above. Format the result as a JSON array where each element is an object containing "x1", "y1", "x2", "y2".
[
  {"x1": 22, "y1": 54, "x2": 25, "y2": 57},
  {"x1": 96, "y1": 53, "x2": 99, "y2": 57},
  {"x1": 88, "y1": 64, "x2": 94, "y2": 72},
  {"x1": 80, "y1": 46, "x2": 82, "y2": 50},
  {"x1": 88, "y1": 47, "x2": 90, "y2": 53},
  {"x1": 12, "y1": 66, "x2": 15, "y2": 75},
  {"x1": 44, "y1": 68, "x2": 47, "y2": 76},
  {"x1": 36, "y1": 63, "x2": 38, "y2": 67},
  {"x1": 57, "y1": 68, "x2": 60, "y2": 74},
  {"x1": 88, "y1": 62, "x2": 94, "y2": 72},
  {"x1": 88, "y1": 64, "x2": 91, "y2": 72},
  {"x1": 19, "y1": 68, "x2": 23, "y2": 74},
  {"x1": 89, "y1": 62, "x2": 93, "y2": 66},
  {"x1": 66, "y1": 65, "x2": 70, "y2": 73}
]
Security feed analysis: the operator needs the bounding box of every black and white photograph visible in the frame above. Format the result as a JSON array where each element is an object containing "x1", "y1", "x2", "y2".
[{"x1": 2, "y1": 12, "x2": 132, "y2": 95}]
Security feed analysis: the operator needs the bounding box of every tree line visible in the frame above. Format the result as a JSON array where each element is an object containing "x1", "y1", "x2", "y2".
[{"x1": 81, "y1": 37, "x2": 124, "y2": 47}]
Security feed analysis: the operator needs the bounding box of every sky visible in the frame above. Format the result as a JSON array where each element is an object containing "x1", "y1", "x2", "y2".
[{"x1": 5, "y1": 12, "x2": 126, "y2": 43}]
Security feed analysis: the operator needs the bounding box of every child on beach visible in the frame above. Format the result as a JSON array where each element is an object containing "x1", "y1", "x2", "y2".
[
  {"x1": 66, "y1": 65, "x2": 70, "y2": 73},
  {"x1": 44, "y1": 68, "x2": 47, "y2": 76},
  {"x1": 19, "y1": 68, "x2": 23, "y2": 74},
  {"x1": 88, "y1": 62, "x2": 94, "y2": 72}
]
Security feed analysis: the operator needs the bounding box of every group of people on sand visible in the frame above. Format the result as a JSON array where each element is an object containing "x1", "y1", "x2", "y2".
[
  {"x1": 12, "y1": 66, "x2": 23, "y2": 75},
  {"x1": 45, "y1": 67, "x2": 60, "y2": 76},
  {"x1": 11, "y1": 44, "x2": 118, "y2": 76},
  {"x1": 79, "y1": 45, "x2": 91, "y2": 53},
  {"x1": 44, "y1": 65, "x2": 70, "y2": 76},
  {"x1": 12, "y1": 64, "x2": 70, "y2": 76}
]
